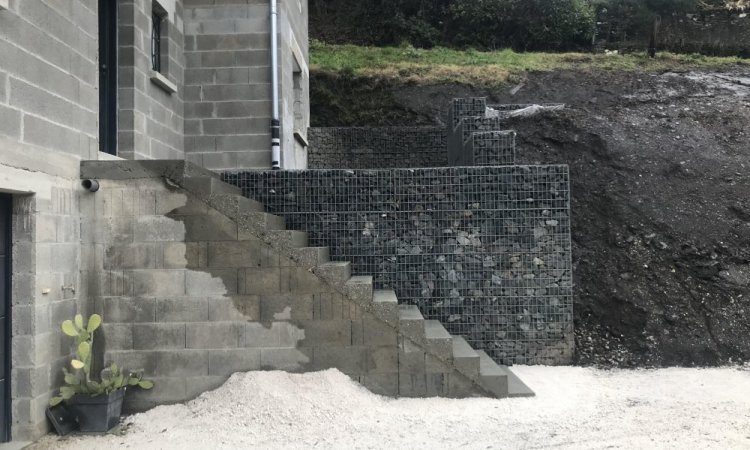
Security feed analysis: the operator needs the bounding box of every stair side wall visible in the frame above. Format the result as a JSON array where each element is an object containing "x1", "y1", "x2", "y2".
[{"x1": 87, "y1": 176, "x2": 484, "y2": 412}]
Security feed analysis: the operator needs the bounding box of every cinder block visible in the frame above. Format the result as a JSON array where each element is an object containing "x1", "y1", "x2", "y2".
[
  {"x1": 155, "y1": 297, "x2": 209, "y2": 322},
  {"x1": 297, "y1": 320, "x2": 350, "y2": 346},
  {"x1": 132, "y1": 323, "x2": 187, "y2": 350},
  {"x1": 243, "y1": 322, "x2": 279, "y2": 348},
  {"x1": 243, "y1": 267, "x2": 280, "y2": 295},
  {"x1": 132, "y1": 270, "x2": 186, "y2": 296},
  {"x1": 208, "y1": 296, "x2": 260, "y2": 321},
  {"x1": 123, "y1": 377, "x2": 187, "y2": 413},
  {"x1": 425, "y1": 372, "x2": 449, "y2": 396},
  {"x1": 207, "y1": 240, "x2": 259, "y2": 268},
  {"x1": 366, "y1": 346, "x2": 399, "y2": 374},
  {"x1": 448, "y1": 373, "x2": 479, "y2": 398},
  {"x1": 208, "y1": 348, "x2": 261, "y2": 376},
  {"x1": 186, "y1": 322, "x2": 242, "y2": 349},
  {"x1": 363, "y1": 317, "x2": 397, "y2": 347},
  {"x1": 259, "y1": 293, "x2": 313, "y2": 322},
  {"x1": 101, "y1": 297, "x2": 156, "y2": 323},
  {"x1": 100, "y1": 323, "x2": 134, "y2": 350},
  {"x1": 105, "y1": 244, "x2": 159, "y2": 270},
  {"x1": 312, "y1": 346, "x2": 366, "y2": 373},
  {"x1": 186, "y1": 268, "x2": 238, "y2": 295},
  {"x1": 362, "y1": 373, "x2": 399, "y2": 397},
  {"x1": 181, "y1": 211, "x2": 238, "y2": 241},
  {"x1": 106, "y1": 349, "x2": 209, "y2": 377},
  {"x1": 398, "y1": 372, "x2": 428, "y2": 398},
  {"x1": 185, "y1": 376, "x2": 227, "y2": 399},
  {"x1": 259, "y1": 347, "x2": 313, "y2": 372}
]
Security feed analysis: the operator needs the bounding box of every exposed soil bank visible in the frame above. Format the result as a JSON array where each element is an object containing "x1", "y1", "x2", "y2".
[{"x1": 312, "y1": 68, "x2": 750, "y2": 367}]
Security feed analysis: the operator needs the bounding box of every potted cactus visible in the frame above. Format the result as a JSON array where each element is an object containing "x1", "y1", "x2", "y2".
[{"x1": 49, "y1": 314, "x2": 154, "y2": 433}]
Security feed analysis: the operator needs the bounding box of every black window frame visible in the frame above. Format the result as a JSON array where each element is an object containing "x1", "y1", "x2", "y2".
[{"x1": 151, "y1": 11, "x2": 164, "y2": 73}]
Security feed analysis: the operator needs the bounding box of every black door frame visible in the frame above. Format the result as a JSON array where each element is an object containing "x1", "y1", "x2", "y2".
[
  {"x1": 98, "y1": 0, "x2": 118, "y2": 155},
  {"x1": 0, "y1": 194, "x2": 11, "y2": 443}
]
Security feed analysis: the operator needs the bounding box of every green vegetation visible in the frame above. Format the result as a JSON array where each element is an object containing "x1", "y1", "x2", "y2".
[
  {"x1": 309, "y1": 0, "x2": 743, "y2": 51},
  {"x1": 50, "y1": 314, "x2": 153, "y2": 406},
  {"x1": 311, "y1": 42, "x2": 746, "y2": 86}
]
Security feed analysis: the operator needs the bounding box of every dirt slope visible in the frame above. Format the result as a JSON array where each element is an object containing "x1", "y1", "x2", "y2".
[{"x1": 312, "y1": 68, "x2": 750, "y2": 367}]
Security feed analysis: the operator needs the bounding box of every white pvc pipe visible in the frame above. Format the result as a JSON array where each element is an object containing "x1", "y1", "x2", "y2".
[{"x1": 270, "y1": 0, "x2": 281, "y2": 169}]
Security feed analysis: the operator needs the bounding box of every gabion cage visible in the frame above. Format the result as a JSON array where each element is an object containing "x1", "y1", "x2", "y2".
[
  {"x1": 223, "y1": 166, "x2": 574, "y2": 365},
  {"x1": 469, "y1": 131, "x2": 517, "y2": 166},
  {"x1": 308, "y1": 127, "x2": 447, "y2": 169}
]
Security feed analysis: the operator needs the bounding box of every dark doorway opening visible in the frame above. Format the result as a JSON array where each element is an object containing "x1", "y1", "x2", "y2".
[
  {"x1": 0, "y1": 194, "x2": 11, "y2": 442},
  {"x1": 99, "y1": 0, "x2": 118, "y2": 155}
]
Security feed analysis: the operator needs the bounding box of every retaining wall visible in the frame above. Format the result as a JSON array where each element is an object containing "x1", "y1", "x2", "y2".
[
  {"x1": 308, "y1": 127, "x2": 448, "y2": 169},
  {"x1": 224, "y1": 167, "x2": 574, "y2": 365}
]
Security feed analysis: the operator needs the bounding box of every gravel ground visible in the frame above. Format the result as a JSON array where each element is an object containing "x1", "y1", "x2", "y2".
[{"x1": 32, "y1": 366, "x2": 750, "y2": 449}]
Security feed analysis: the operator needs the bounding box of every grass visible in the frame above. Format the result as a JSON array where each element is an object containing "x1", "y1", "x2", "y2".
[{"x1": 310, "y1": 41, "x2": 747, "y2": 86}]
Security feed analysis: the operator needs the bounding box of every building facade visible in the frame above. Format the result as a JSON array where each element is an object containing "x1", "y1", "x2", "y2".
[{"x1": 0, "y1": 0, "x2": 309, "y2": 441}]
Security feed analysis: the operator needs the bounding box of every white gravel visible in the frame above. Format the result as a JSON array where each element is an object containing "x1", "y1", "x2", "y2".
[{"x1": 33, "y1": 366, "x2": 750, "y2": 449}]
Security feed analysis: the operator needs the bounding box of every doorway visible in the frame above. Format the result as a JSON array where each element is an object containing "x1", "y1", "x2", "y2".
[
  {"x1": 0, "y1": 194, "x2": 11, "y2": 442},
  {"x1": 99, "y1": 0, "x2": 118, "y2": 155}
]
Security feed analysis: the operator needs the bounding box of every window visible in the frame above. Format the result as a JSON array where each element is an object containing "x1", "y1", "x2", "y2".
[{"x1": 151, "y1": 10, "x2": 165, "y2": 73}]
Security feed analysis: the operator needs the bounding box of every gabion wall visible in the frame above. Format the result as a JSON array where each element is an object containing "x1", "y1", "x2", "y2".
[
  {"x1": 308, "y1": 127, "x2": 448, "y2": 169},
  {"x1": 223, "y1": 166, "x2": 574, "y2": 365},
  {"x1": 467, "y1": 131, "x2": 517, "y2": 167}
]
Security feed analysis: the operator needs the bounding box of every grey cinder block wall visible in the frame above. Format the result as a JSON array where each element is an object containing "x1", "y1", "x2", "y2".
[
  {"x1": 118, "y1": 0, "x2": 187, "y2": 160},
  {"x1": 183, "y1": 0, "x2": 309, "y2": 170},
  {"x1": 0, "y1": 0, "x2": 100, "y2": 440}
]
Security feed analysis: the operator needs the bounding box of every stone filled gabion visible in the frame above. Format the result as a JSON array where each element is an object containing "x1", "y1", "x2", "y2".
[
  {"x1": 308, "y1": 127, "x2": 448, "y2": 169},
  {"x1": 223, "y1": 166, "x2": 573, "y2": 365},
  {"x1": 468, "y1": 131, "x2": 517, "y2": 167}
]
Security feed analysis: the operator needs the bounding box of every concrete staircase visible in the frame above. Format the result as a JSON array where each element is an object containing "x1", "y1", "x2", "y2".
[{"x1": 82, "y1": 160, "x2": 533, "y2": 405}]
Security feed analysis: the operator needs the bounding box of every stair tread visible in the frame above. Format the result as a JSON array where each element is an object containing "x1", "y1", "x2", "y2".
[
  {"x1": 476, "y1": 350, "x2": 534, "y2": 397},
  {"x1": 497, "y1": 366, "x2": 535, "y2": 397},
  {"x1": 346, "y1": 275, "x2": 372, "y2": 285},
  {"x1": 320, "y1": 261, "x2": 350, "y2": 268},
  {"x1": 424, "y1": 320, "x2": 451, "y2": 340},
  {"x1": 373, "y1": 290, "x2": 397, "y2": 305},
  {"x1": 451, "y1": 336, "x2": 479, "y2": 359},
  {"x1": 398, "y1": 305, "x2": 423, "y2": 321},
  {"x1": 476, "y1": 350, "x2": 505, "y2": 376}
]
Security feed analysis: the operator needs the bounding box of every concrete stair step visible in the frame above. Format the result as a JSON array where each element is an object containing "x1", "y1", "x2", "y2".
[
  {"x1": 207, "y1": 193, "x2": 266, "y2": 217},
  {"x1": 475, "y1": 350, "x2": 510, "y2": 398},
  {"x1": 289, "y1": 247, "x2": 330, "y2": 269},
  {"x1": 262, "y1": 230, "x2": 308, "y2": 249},
  {"x1": 424, "y1": 320, "x2": 453, "y2": 360},
  {"x1": 398, "y1": 305, "x2": 425, "y2": 343},
  {"x1": 343, "y1": 275, "x2": 373, "y2": 305},
  {"x1": 497, "y1": 365, "x2": 535, "y2": 398},
  {"x1": 183, "y1": 176, "x2": 242, "y2": 197},
  {"x1": 372, "y1": 290, "x2": 399, "y2": 324},
  {"x1": 451, "y1": 336, "x2": 480, "y2": 377},
  {"x1": 238, "y1": 211, "x2": 286, "y2": 232},
  {"x1": 316, "y1": 262, "x2": 352, "y2": 286}
]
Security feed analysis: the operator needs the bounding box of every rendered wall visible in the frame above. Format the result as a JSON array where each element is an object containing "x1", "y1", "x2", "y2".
[
  {"x1": 224, "y1": 167, "x2": 574, "y2": 365},
  {"x1": 308, "y1": 127, "x2": 447, "y2": 169}
]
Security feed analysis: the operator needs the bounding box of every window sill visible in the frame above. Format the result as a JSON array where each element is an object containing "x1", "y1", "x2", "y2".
[
  {"x1": 294, "y1": 130, "x2": 308, "y2": 148},
  {"x1": 150, "y1": 71, "x2": 177, "y2": 95},
  {"x1": 0, "y1": 0, "x2": 8, "y2": 10}
]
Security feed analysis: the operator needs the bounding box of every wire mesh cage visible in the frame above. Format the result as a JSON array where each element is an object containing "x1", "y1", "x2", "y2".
[{"x1": 223, "y1": 166, "x2": 573, "y2": 365}]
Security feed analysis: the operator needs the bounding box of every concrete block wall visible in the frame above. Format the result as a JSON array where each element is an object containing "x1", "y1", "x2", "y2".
[
  {"x1": 183, "y1": 0, "x2": 309, "y2": 170},
  {"x1": 118, "y1": 0, "x2": 186, "y2": 160},
  {"x1": 0, "y1": 0, "x2": 99, "y2": 159},
  {"x1": 183, "y1": 1, "x2": 273, "y2": 170},
  {"x1": 0, "y1": 140, "x2": 95, "y2": 441},
  {"x1": 80, "y1": 168, "x2": 488, "y2": 410},
  {"x1": 0, "y1": 0, "x2": 101, "y2": 441}
]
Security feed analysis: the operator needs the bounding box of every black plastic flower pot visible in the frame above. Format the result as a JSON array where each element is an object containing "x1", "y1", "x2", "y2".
[{"x1": 68, "y1": 388, "x2": 126, "y2": 433}]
